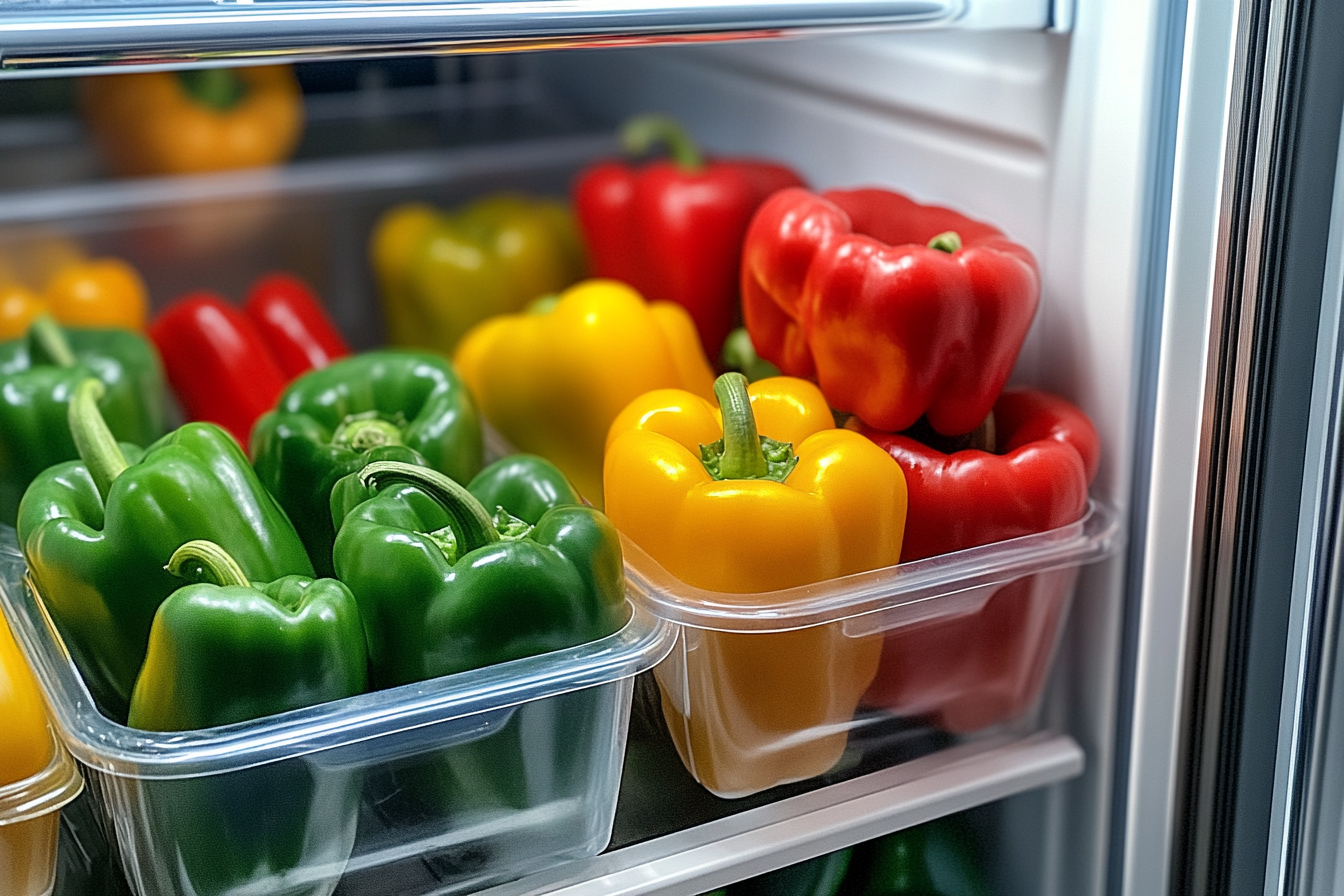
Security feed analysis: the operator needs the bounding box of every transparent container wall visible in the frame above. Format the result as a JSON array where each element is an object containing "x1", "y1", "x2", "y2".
[
  {"x1": 85, "y1": 682, "x2": 633, "y2": 896},
  {"x1": 629, "y1": 502, "x2": 1120, "y2": 798},
  {"x1": 0, "y1": 531, "x2": 671, "y2": 896}
]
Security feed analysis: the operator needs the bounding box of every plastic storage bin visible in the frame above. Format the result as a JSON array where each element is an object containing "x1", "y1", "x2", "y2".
[
  {"x1": 623, "y1": 500, "x2": 1121, "y2": 798},
  {"x1": 0, "y1": 610, "x2": 83, "y2": 896},
  {"x1": 0, "y1": 528, "x2": 676, "y2": 896}
]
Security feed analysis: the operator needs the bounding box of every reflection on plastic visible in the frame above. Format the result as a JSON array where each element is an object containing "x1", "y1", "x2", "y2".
[
  {"x1": 863, "y1": 568, "x2": 1078, "y2": 733},
  {"x1": 657, "y1": 626, "x2": 882, "y2": 798}
]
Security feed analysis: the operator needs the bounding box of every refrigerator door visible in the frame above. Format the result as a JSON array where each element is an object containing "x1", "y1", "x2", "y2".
[{"x1": 1140, "y1": 0, "x2": 1344, "y2": 892}]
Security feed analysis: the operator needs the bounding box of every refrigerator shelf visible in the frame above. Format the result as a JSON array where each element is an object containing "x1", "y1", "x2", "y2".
[
  {"x1": 0, "y1": 0, "x2": 1063, "y2": 78},
  {"x1": 475, "y1": 732, "x2": 1083, "y2": 896}
]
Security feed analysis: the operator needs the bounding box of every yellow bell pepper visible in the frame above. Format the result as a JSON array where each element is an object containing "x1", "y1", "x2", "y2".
[
  {"x1": 454, "y1": 278, "x2": 715, "y2": 506},
  {"x1": 604, "y1": 373, "x2": 908, "y2": 796},
  {"x1": 79, "y1": 66, "x2": 304, "y2": 177},
  {"x1": 0, "y1": 283, "x2": 46, "y2": 341},
  {"x1": 372, "y1": 194, "x2": 587, "y2": 354},
  {"x1": 0, "y1": 617, "x2": 62, "y2": 896}
]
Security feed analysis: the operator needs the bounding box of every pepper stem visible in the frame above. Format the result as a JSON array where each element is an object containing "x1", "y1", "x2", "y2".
[
  {"x1": 69, "y1": 378, "x2": 128, "y2": 503},
  {"x1": 927, "y1": 231, "x2": 963, "y2": 253},
  {"x1": 360, "y1": 461, "x2": 501, "y2": 558},
  {"x1": 621, "y1": 114, "x2": 705, "y2": 172},
  {"x1": 27, "y1": 315, "x2": 77, "y2": 368},
  {"x1": 714, "y1": 373, "x2": 767, "y2": 479},
  {"x1": 177, "y1": 68, "x2": 248, "y2": 111},
  {"x1": 332, "y1": 413, "x2": 405, "y2": 453},
  {"x1": 166, "y1": 540, "x2": 252, "y2": 588}
]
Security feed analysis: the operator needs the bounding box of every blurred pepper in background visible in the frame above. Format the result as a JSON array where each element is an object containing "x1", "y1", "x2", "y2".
[
  {"x1": 454, "y1": 278, "x2": 715, "y2": 507},
  {"x1": 575, "y1": 114, "x2": 805, "y2": 360},
  {"x1": 371, "y1": 194, "x2": 586, "y2": 354},
  {"x1": 79, "y1": 66, "x2": 304, "y2": 177}
]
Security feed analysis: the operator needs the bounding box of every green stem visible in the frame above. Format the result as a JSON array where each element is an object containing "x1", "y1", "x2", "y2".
[
  {"x1": 177, "y1": 68, "x2": 247, "y2": 111},
  {"x1": 713, "y1": 373, "x2": 768, "y2": 479},
  {"x1": 620, "y1": 114, "x2": 705, "y2": 172},
  {"x1": 27, "y1": 315, "x2": 77, "y2": 368},
  {"x1": 927, "y1": 231, "x2": 963, "y2": 253},
  {"x1": 166, "y1": 540, "x2": 252, "y2": 588},
  {"x1": 332, "y1": 414, "x2": 404, "y2": 453},
  {"x1": 360, "y1": 461, "x2": 500, "y2": 557},
  {"x1": 969, "y1": 410, "x2": 997, "y2": 454},
  {"x1": 69, "y1": 378, "x2": 128, "y2": 504}
]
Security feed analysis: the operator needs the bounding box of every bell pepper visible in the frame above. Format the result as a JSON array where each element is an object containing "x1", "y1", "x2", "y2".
[
  {"x1": 574, "y1": 115, "x2": 806, "y2": 358},
  {"x1": 454, "y1": 278, "x2": 716, "y2": 507},
  {"x1": 44, "y1": 258, "x2": 150, "y2": 332},
  {"x1": 0, "y1": 317, "x2": 166, "y2": 525},
  {"x1": 0, "y1": 257, "x2": 150, "y2": 340},
  {"x1": 242, "y1": 272, "x2": 351, "y2": 379},
  {"x1": 251, "y1": 350, "x2": 484, "y2": 577},
  {"x1": 603, "y1": 373, "x2": 907, "y2": 796},
  {"x1": 847, "y1": 816, "x2": 988, "y2": 896},
  {"x1": 742, "y1": 187, "x2": 1040, "y2": 436},
  {"x1": 856, "y1": 388, "x2": 1100, "y2": 732},
  {"x1": 17, "y1": 379, "x2": 314, "y2": 721},
  {"x1": 125, "y1": 540, "x2": 366, "y2": 896},
  {"x1": 151, "y1": 279, "x2": 348, "y2": 446},
  {"x1": 371, "y1": 194, "x2": 587, "y2": 353},
  {"x1": 333, "y1": 459, "x2": 626, "y2": 815},
  {"x1": 78, "y1": 66, "x2": 304, "y2": 177},
  {"x1": 333, "y1": 460, "x2": 625, "y2": 687},
  {"x1": 0, "y1": 615, "x2": 71, "y2": 896},
  {"x1": 150, "y1": 292, "x2": 288, "y2": 445}
]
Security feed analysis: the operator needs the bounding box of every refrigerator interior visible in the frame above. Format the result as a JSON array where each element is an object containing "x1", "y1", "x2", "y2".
[{"x1": 0, "y1": 0, "x2": 1188, "y2": 893}]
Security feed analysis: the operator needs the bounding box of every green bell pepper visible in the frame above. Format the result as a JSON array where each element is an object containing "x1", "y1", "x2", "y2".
[
  {"x1": 251, "y1": 349, "x2": 483, "y2": 578},
  {"x1": 849, "y1": 817, "x2": 987, "y2": 896},
  {"x1": 333, "y1": 459, "x2": 626, "y2": 818},
  {"x1": 127, "y1": 540, "x2": 367, "y2": 896},
  {"x1": 0, "y1": 317, "x2": 165, "y2": 525},
  {"x1": 18, "y1": 379, "x2": 314, "y2": 721},
  {"x1": 128, "y1": 539, "x2": 368, "y2": 730},
  {"x1": 332, "y1": 459, "x2": 624, "y2": 687}
]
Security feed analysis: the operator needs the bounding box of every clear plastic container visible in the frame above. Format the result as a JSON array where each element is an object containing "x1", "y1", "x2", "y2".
[
  {"x1": 0, "y1": 614, "x2": 83, "y2": 896},
  {"x1": 623, "y1": 500, "x2": 1121, "y2": 798},
  {"x1": 0, "y1": 528, "x2": 676, "y2": 896}
]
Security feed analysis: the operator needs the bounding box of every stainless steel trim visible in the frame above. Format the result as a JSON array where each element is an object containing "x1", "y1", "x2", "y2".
[
  {"x1": 476, "y1": 733, "x2": 1084, "y2": 896},
  {"x1": 1173, "y1": 0, "x2": 1291, "y2": 890},
  {"x1": 1277, "y1": 80, "x2": 1344, "y2": 896},
  {"x1": 0, "y1": 1, "x2": 976, "y2": 76}
]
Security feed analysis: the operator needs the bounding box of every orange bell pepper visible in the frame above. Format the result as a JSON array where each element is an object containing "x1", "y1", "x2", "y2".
[
  {"x1": 0, "y1": 256, "x2": 148, "y2": 340},
  {"x1": 79, "y1": 66, "x2": 304, "y2": 177},
  {"x1": 604, "y1": 373, "x2": 907, "y2": 795}
]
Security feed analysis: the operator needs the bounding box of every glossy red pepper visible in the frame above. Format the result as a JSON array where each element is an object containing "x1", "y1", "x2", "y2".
[
  {"x1": 242, "y1": 273, "x2": 350, "y2": 378},
  {"x1": 742, "y1": 187, "x2": 1039, "y2": 436},
  {"x1": 150, "y1": 293, "x2": 288, "y2": 446},
  {"x1": 151, "y1": 276, "x2": 350, "y2": 445},
  {"x1": 856, "y1": 388, "x2": 1101, "y2": 732},
  {"x1": 574, "y1": 115, "x2": 805, "y2": 359}
]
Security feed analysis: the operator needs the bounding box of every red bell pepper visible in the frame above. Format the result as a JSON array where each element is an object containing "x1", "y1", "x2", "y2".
[
  {"x1": 742, "y1": 187, "x2": 1040, "y2": 436},
  {"x1": 150, "y1": 274, "x2": 349, "y2": 446},
  {"x1": 242, "y1": 273, "x2": 350, "y2": 378},
  {"x1": 855, "y1": 388, "x2": 1101, "y2": 732},
  {"x1": 574, "y1": 115, "x2": 805, "y2": 359}
]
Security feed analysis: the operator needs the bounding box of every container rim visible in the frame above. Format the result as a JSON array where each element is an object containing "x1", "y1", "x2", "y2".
[
  {"x1": 0, "y1": 731, "x2": 83, "y2": 827},
  {"x1": 622, "y1": 497, "x2": 1124, "y2": 632},
  {"x1": 0, "y1": 527, "x2": 677, "y2": 778}
]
